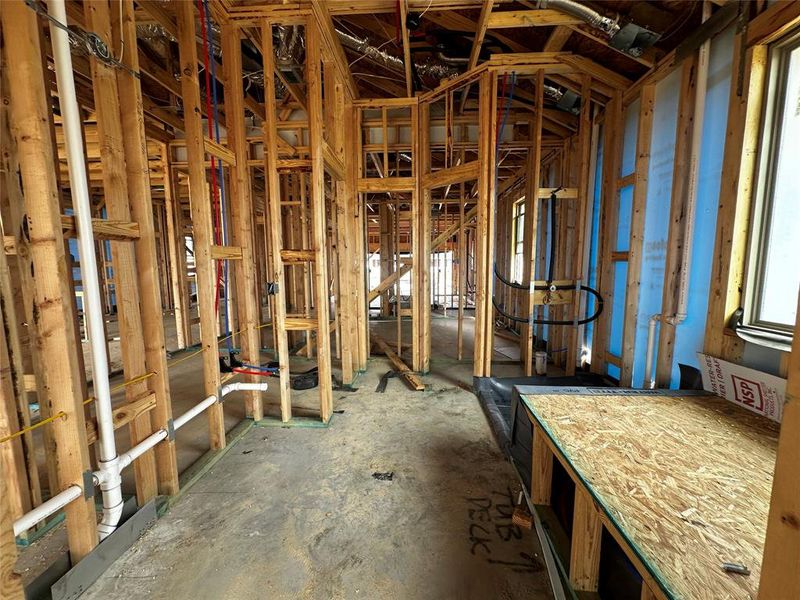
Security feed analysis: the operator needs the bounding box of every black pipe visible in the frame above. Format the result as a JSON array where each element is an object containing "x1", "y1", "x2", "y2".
[
  {"x1": 491, "y1": 286, "x2": 604, "y2": 326},
  {"x1": 493, "y1": 265, "x2": 584, "y2": 293}
]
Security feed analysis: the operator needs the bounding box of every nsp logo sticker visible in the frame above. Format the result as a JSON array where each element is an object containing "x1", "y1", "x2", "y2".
[{"x1": 731, "y1": 375, "x2": 764, "y2": 412}]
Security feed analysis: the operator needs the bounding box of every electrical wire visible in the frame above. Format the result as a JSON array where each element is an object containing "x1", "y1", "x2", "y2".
[
  {"x1": 242, "y1": 364, "x2": 279, "y2": 373},
  {"x1": 168, "y1": 322, "x2": 272, "y2": 369},
  {"x1": 658, "y1": 1, "x2": 698, "y2": 43},
  {"x1": 117, "y1": 0, "x2": 124, "y2": 64},
  {"x1": 0, "y1": 411, "x2": 66, "y2": 445},
  {"x1": 348, "y1": 37, "x2": 396, "y2": 69},
  {"x1": 418, "y1": 0, "x2": 434, "y2": 19},
  {"x1": 0, "y1": 370, "x2": 156, "y2": 445},
  {"x1": 23, "y1": 0, "x2": 139, "y2": 78},
  {"x1": 352, "y1": 72, "x2": 409, "y2": 82}
]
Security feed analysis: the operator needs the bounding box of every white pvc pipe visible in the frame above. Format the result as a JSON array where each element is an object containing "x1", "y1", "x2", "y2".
[
  {"x1": 642, "y1": 5, "x2": 709, "y2": 390},
  {"x1": 13, "y1": 485, "x2": 83, "y2": 537},
  {"x1": 115, "y1": 382, "x2": 269, "y2": 473},
  {"x1": 174, "y1": 395, "x2": 218, "y2": 431},
  {"x1": 46, "y1": 0, "x2": 116, "y2": 465},
  {"x1": 665, "y1": 3, "x2": 710, "y2": 327},
  {"x1": 172, "y1": 382, "x2": 268, "y2": 430},
  {"x1": 221, "y1": 381, "x2": 270, "y2": 397},
  {"x1": 644, "y1": 314, "x2": 661, "y2": 389},
  {"x1": 118, "y1": 430, "x2": 169, "y2": 473},
  {"x1": 13, "y1": 379, "x2": 270, "y2": 537},
  {"x1": 96, "y1": 457, "x2": 123, "y2": 540},
  {"x1": 47, "y1": 0, "x2": 122, "y2": 540}
]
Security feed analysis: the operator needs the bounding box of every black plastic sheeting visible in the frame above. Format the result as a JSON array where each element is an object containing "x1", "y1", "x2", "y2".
[{"x1": 473, "y1": 373, "x2": 614, "y2": 490}]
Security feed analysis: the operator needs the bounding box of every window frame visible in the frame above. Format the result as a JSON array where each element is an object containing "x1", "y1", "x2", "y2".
[
  {"x1": 742, "y1": 31, "x2": 800, "y2": 342},
  {"x1": 510, "y1": 197, "x2": 526, "y2": 283}
]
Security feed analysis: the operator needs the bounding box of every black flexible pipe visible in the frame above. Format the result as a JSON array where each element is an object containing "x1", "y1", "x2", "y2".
[
  {"x1": 493, "y1": 265, "x2": 584, "y2": 292},
  {"x1": 491, "y1": 184, "x2": 602, "y2": 325},
  {"x1": 494, "y1": 266, "x2": 527, "y2": 290},
  {"x1": 491, "y1": 285, "x2": 604, "y2": 326}
]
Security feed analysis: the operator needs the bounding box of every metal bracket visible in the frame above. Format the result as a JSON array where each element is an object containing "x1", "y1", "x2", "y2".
[
  {"x1": 82, "y1": 471, "x2": 95, "y2": 500},
  {"x1": 166, "y1": 419, "x2": 175, "y2": 441},
  {"x1": 266, "y1": 281, "x2": 279, "y2": 295}
]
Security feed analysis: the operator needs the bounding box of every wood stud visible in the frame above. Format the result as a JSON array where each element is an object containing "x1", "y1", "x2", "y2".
[
  {"x1": 176, "y1": 1, "x2": 225, "y2": 449},
  {"x1": 222, "y1": 24, "x2": 263, "y2": 422},
  {"x1": 620, "y1": 84, "x2": 655, "y2": 387},
  {"x1": 86, "y1": 0, "x2": 158, "y2": 505},
  {"x1": 1, "y1": 0, "x2": 97, "y2": 561}
]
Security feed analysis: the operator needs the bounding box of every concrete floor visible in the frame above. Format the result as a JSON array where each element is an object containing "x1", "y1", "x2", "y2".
[
  {"x1": 72, "y1": 314, "x2": 552, "y2": 600},
  {"x1": 17, "y1": 311, "x2": 554, "y2": 598}
]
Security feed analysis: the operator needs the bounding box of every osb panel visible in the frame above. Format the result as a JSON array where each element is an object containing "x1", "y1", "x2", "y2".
[{"x1": 521, "y1": 392, "x2": 779, "y2": 599}]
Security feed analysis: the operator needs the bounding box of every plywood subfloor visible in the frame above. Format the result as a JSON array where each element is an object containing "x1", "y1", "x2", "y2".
[{"x1": 521, "y1": 391, "x2": 780, "y2": 599}]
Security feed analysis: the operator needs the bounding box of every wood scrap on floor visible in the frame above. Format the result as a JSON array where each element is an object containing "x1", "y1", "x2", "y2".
[{"x1": 371, "y1": 334, "x2": 425, "y2": 391}]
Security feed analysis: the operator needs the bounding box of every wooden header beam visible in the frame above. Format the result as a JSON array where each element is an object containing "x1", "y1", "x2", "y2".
[
  {"x1": 226, "y1": 0, "x2": 514, "y2": 20},
  {"x1": 422, "y1": 160, "x2": 480, "y2": 189},
  {"x1": 487, "y1": 9, "x2": 582, "y2": 29},
  {"x1": 746, "y1": 0, "x2": 800, "y2": 46}
]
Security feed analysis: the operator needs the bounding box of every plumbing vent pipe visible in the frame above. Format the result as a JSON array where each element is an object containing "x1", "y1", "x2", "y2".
[
  {"x1": 644, "y1": 314, "x2": 661, "y2": 389},
  {"x1": 664, "y1": 3, "x2": 710, "y2": 327},
  {"x1": 47, "y1": 0, "x2": 122, "y2": 541}
]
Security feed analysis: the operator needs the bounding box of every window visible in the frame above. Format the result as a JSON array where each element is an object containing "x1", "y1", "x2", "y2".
[
  {"x1": 744, "y1": 34, "x2": 800, "y2": 344},
  {"x1": 511, "y1": 198, "x2": 525, "y2": 283}
]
